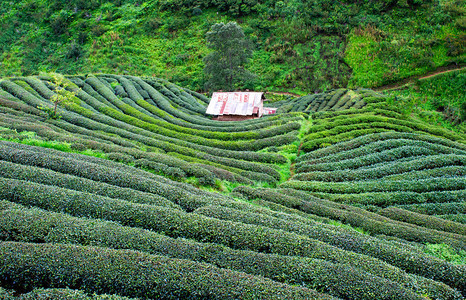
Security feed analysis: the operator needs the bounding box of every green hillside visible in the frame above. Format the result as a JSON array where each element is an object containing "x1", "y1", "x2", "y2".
[
  {"x1": 0, "y1": 73, "x2": 465, "y2": 299},
  {"x1": 0, "y1": 0, "x2": 465, "y2": 298},
  {"x1": 0, "y1": 0, "x2": 465, "y2": 93}
]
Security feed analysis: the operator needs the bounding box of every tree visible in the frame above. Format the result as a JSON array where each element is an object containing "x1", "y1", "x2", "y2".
[
  {"x1": 203, "y1": 22, "x2": 256, "y2": 92},
  {"x1": 38, "y1": 72, "x2": 80, "y2": 119}
]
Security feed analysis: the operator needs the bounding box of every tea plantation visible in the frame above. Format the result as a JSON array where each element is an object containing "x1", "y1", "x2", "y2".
[{"x1": 0, "y1": 74, "x2": 465, "y2": 299}]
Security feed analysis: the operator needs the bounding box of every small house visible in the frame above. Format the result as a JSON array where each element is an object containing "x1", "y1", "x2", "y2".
[{"x1": 206, "y1": 92, "x2": 275, "y2": 121}]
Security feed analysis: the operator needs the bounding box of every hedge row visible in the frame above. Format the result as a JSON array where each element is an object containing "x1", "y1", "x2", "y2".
[
  {"x1": 146, "y1": 76, "x2": 304, "y2": 129},
  {"x1": 81, "y1": 81, "x2": 122, "y2": 111},
  {"x1": 193, "y1": 163, "x2": 254, "y2": 185},
  {"x1": 395, "y1": 202, "x2": 466, "y2": 216},
  {"x1": 0, "y1": 177, "x2": 432, "y2": 288},
  {"x1": 19, "y1": 77, "x2": 289, "y2": 159},
  {"x1": 296, "y1": 137, "x2": 466, "y2": 167},
  {"x1": 49, "y1": 116, "x2": 139, "y2": 149},
  {"x1": 0, "y1": 141, "x2": 239, "y2": 210},
  {"x1": 167, "y1": 151, "x2": 278, "y2": 184},
  {"x1": 297, "y1": 145, "x2": 447, "y2": 172},
  {"x1": 98, "y1": 102, "x2": 299, "y2": 151},
  {"x1": 136, "y1": 95, "x2": 302, "y2": 135},
  {"x1": 146, "y1": 78, "x2": 206, "y2": 114},
  {"x1": 193, "y1": 203, "x2": 465, "y2": 296},
  {"x1": 1, "y1": 241, "x2": 336, "y2": 300},
  {"x1": 10, "y1": 78, "x2": 49, "y2": 101},
  {"x1": 0, "y1": 96, "x2": 45, "y2": 117},
  {"x1": 124, "y1": 75, "x2": 307, "y2": 129},
  {"x1": 0, "y1": 140, "x2": 272, "y2": 212},
  {"x1": 298, "y1": 132, "x2": 466, "y2": 162},
  {"x1": 126, "y1": 103, "x2": 296, "y2": 149},
  {"x1": 127, "y1": 75, "x2": 304, "y2": 132},
  {"x1": 234, "y1": 186, "x2": 466, "y2": 255},
  {"x1": 0, "y1": 139, "x2": 220, "y2": 195},
  {"x1": 303, "y1": 120, "x2": 415, "y2": 142},
  {"x1": 0, "y1": 113, "x2": 219, "y2": 183},
  {"x1": 85, "y1": 76, "x2": 300, "y2": 142},
  {"x1": 57, "y1": 117, "x2": 225, "y2": 182},
  {"x1": 273, "y1": 88, "x2": 377, "y2": 113},
  {"x1": 134, "y1": 76, "x2": 305, "y2": 131},
  {"x1": 281, "y1": 178, "x2": 466, "y2": 197},
  {"x1": 382, "y1": 166, "x2": 466, "y2": 181},
  {"x1": 169, "y1": 147, "x2": 282, "y2": 181},
  {"x1": 0, "y1": 203, "x2": 440, "y2": 300},
  {"x1": 307, "y1": 114, "x2": 405, "y2": 133},
  {"x1": 60, "y1": 84, "x2": 290, "y2": 163},
  {"x1": 294, "y1": 155, "x2": 466, "y2": 182},
  {"x1": 0, "y1": 159, "x2": 182, "y2": 210},
  {"x1": 314, "y1": 190, "x2": 466, "y2": 207},
  {"x1": 437, "y1": 214, "x2": 466, "y2": 225},
  {"x1": 311, "y1": 104, "x2": 404, "y2": 121},
  {"x1": 0, "y1": 79, "x2": 51, "y2": 109},
  {"x1": 64, "y1": 100, "x2": 288, "y2": 167},
  {"x1": 0, "y1": 287, "x2": 136, "y2": 300},
  {"x1": 0, "y1": 113, "x2": 142, "y2": 155},
  {"x1": 379, "y1": 207, "x2": 466, "y2": 236},
  {"x1": 302, "y1": 128, "x2": 390, "y2": 151},
  {"x1": 305, "y1": 111, "x2": 465, "y2": 142},
  {"x1": 133, "y1": 158, "x2": 187, "y2": 179}
]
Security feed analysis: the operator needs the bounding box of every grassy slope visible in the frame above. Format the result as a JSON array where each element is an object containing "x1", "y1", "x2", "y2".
[{"x1": 0, "y1": 0, "x2": 464, "y2": 93}]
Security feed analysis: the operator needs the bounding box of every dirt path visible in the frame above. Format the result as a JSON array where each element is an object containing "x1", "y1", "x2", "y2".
[{"x1": 374, "y1": 64, "x2": 466, "y2": 92}]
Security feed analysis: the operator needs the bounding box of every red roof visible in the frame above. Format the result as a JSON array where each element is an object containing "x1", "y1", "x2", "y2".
[{"x1": 206, "y1": 92, "x2": 264, "y2": 116}]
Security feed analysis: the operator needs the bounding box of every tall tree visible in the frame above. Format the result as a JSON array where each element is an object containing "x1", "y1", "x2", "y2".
[{"x1": 203, "y1": 22, "x2": 256, "y2": 92}]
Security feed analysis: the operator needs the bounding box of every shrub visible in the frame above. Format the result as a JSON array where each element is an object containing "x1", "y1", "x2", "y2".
[
  {"x1": 0, "y1": 241, "x2": 333, "y2": 300},
  {"x1": 297, "y1": 146, "x2": 460, "y2": 172},
  {"x1": 380, "y1": 207, "x2": 466, "y2": 236},
  {"x1": 85, "y1": 76, "x2": 299, "y2": 143},
  {"x1": 0, "y1": 177, "x2": 431, "y2": 288},
  {"x1": 0, "y1": 159, "x2": 181, "y2": 210},
  {"x1": 134, "y1": 159, "x2": 186, "y2": 179},
  {"x1": 299, "y1": 132, "x2": 466, "y2": 161},
  {"x1": 234, "y1": 186, "x2": 466, "y2": 254},
  {"x1": 280, "y1": 177, "x2": 466, "y2": 196},
  {"x1": 193, "y1": 203, "x2": 465, "y2": 298},
  {"x1": 294, "y1": 155, "x2": 466, "y2": 182},
  {"x1": 107, "y1": 152, "x2": 134, "y2": 163},
  {"x1": 1, "y1": 205, "x2": 436, "y2": 299},
  {"x1": 0, "y1": 141, "x2": 234, "y2": 211},
  {"x1": 0, "y1": 287, "x2": 136, "y2": 299},
  {"x1": 395, "y1": 202, "x2": 466, "y2": 216}
]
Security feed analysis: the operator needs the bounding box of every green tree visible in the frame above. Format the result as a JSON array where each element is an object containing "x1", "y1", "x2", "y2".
[
  {"x1": 203, "y1": 22, "x2": 256, "y2": 92},
  {"x1": 38, "y1": 72, "x2": 80, "y2": 119}
]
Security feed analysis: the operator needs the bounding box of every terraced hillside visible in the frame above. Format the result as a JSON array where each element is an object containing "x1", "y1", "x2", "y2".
[
  {"x1": 0, "y1": 74, "x2": 465, "y2": 300},
  {"x1": 0, "y1": 74, "x2": 306, "y2": 186}
]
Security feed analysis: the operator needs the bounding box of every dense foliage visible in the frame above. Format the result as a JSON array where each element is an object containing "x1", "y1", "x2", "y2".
[
  {"x1": 387, "y1": 69, "x2": 466, "y2": 127},
  {"x1": 0, "y1": 0, "x2": 464, "y2": 93},
  {"x1": 0, "y1": 72, "x2": 465, "y2": 299},
  {"x1": 203, "y1": 22, "x2": 255, "y2": 91},
  {"x1": 0, "y1": 74, "x2": 301, "y2": 187}
]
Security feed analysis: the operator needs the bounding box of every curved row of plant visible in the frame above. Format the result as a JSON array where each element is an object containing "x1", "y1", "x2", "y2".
[
  {"x1": 0, "y1": 75, "x2": 303, "y2": 185},
  {"x1": 1, "y1": 174, "x2": 463, "y2": 298},
  {"x1": 300, "y1": 104, "x2": 466, "y2": 152},
  {"x1": 1, "y1": 241, "x2": 334, "y2": 300},
  {"x1": 273, "y1": 88, "x2": 382, "y2": 113},
  {"x1": 288, "y1": 132, "x2": 466, "y2": 208},
  {"x1": 1, "y1": 201, "x2": 451, "y2": 300}
]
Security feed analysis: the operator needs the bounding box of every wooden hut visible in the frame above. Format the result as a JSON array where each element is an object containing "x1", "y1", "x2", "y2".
[{"x1": 206, "y1": 92, "x2": 275, "y2": 121}]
